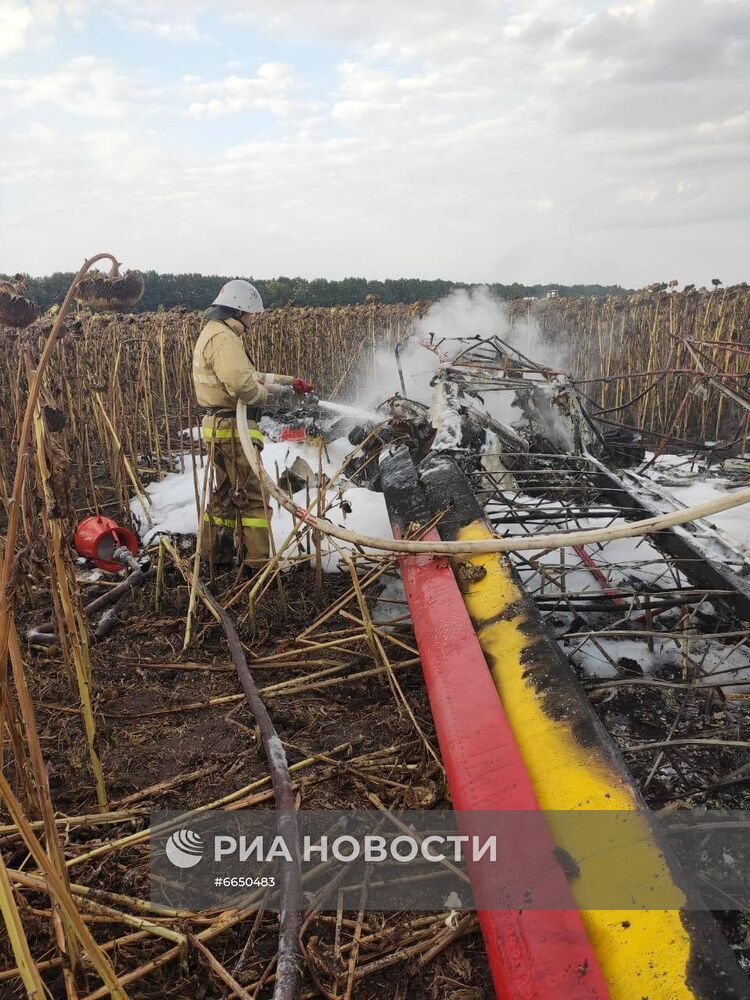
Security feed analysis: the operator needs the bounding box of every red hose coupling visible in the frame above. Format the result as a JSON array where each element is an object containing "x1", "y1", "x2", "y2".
[{"x1": 73, "y1": 516, "x2": 139, "y2": 573}]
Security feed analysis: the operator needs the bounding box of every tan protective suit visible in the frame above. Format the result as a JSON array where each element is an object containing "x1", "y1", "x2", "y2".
[{"x1": 192, "y1": 316, "x2": 294, "y2": 568}]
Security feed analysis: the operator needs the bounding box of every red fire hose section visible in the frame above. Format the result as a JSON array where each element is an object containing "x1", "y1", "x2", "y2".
[
  {"x1": 573, "y1": 545, "x2": 625, "y2": 606},
  {"x1": 397, "y1": 531, "x2": 610, "y2": 999}
]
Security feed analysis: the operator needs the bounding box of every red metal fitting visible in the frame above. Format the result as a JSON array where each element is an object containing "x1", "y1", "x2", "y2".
[
  {"x1": 280, "y1": 426, "x2": 306, "y2": 442},
  {"x1": 73, "y1": 516, "x2": 139, "y2": 573}
]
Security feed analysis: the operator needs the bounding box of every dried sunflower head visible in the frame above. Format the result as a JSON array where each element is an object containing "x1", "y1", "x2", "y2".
[
  {"x1": 75, "y1": 261, "x2": 145, "y2": 311},
  {"x1": 0, "y1": 274, "x2": 40, "y2": 329}
]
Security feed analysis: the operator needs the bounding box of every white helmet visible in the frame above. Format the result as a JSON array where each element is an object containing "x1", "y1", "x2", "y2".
[{"x1": 212, "y1": 279, "x2": 264, "y2": 314}]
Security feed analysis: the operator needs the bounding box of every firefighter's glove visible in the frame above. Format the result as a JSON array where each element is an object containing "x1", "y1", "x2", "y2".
[{"x1": 292, "y1": 377, "x2": 315, "y2": 395}]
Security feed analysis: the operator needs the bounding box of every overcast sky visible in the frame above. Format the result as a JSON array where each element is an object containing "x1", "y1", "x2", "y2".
[{"x1": 1, "y1": 0, "x2": 748, "y2": 286}]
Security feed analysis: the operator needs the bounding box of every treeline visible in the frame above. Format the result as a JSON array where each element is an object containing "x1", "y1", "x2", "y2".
[{"x1": 6, "y1": 271, "x2": 628, "y2": 312}]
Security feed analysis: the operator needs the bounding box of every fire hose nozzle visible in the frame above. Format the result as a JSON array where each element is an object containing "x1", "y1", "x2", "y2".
[{"x1": 113, "y1": 545, "x2": 140, "y2": 573}]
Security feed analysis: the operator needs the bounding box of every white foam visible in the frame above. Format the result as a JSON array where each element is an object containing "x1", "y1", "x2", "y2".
[{"x1": 131, "y1": 437, "x2": 391, "y2": 573}]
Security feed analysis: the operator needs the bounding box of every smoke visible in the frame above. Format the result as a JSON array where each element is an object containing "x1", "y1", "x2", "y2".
[
  {"x1": 359, "y1": 286, "x2": 571, "y2": 428},
  {"x1": 416, "y1": 284, "x2": 508, "y2": 344}
]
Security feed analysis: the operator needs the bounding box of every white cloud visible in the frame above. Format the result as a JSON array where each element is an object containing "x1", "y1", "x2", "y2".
[
  {"x1": 1, "y1": 0, "x2": 748, "y2": 285},
  {"x1": 220, "y1": 0, "x2": 492, "y2": 44},
  {"x1": 0, "y1": 56, "x2": 146, "y2": 118},
  {"x1": 0, "y1": 1, "x2": 33, "y2": 57},
  {"x1": 183, "y1": 63, "x2": 301, "y2": 118},
  {"x1": 0, "y1": 0, "x2": 92, "y2": 58},
  {"x1": 122, "y1": 15, "x2": 205, "y2": 42}
]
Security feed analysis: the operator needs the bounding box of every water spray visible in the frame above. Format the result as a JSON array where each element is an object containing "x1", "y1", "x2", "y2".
[{"x1": 316, "y1": 398, "x2": 379, "y2": 424}]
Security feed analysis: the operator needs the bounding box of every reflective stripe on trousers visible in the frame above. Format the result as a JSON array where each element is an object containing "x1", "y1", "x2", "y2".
[
  {"x1": 202, "y1": 425, "x2": 264, "y2": 444},
  {"x1": 204, "y1": 514, "x2": 268, "y2": 529}
]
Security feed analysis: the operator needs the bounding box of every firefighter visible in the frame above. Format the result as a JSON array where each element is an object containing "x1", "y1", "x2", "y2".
[{"x1": 192, "y1": 279, "x2": 313, "y2": 570}]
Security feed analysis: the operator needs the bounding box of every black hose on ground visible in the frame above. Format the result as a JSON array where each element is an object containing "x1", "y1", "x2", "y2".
[
  {"x1": 93, "y1": 587, "x2": 134, "y2": 639},
  {"x1": 200, "y1": 584, "x2": 302, "y2": 1000},
  {"x1": 27, "y1": 548, "x2": 151, "y2": 646}
]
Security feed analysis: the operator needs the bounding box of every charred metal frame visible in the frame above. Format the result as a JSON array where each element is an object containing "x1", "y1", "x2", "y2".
[
  {"x1": 376, "y1": 331, "x2": 750, "y2": 998},
  {"x1": 588, "y1": 457, "x2": 750, "y2": 622}
]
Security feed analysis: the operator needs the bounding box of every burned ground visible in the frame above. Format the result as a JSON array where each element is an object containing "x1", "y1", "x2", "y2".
[{"x1": 1, "y1": 565, "x2": 492, "y2": 999}]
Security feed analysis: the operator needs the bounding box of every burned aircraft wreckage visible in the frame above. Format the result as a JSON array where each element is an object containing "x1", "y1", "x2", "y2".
[
  {"x1": 268, "y1": 332, "x2": 750, "y2": 995},
  {"x1": 304, "y1": 332, "x2": 750, "y2": 985}
]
